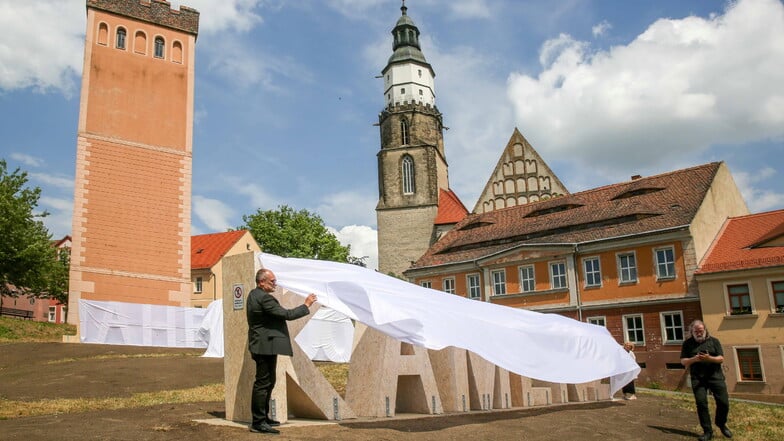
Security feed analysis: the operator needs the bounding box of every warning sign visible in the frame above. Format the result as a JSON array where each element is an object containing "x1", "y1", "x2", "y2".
[{"x1": 232, "y1": 284, "x2": 244, "y2": 310}]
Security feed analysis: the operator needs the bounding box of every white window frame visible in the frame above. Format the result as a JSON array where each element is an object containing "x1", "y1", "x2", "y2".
[
  {"x1": 654, "y1": 245, "x2": 676, "y2": 280},
  {"x1": 734, "y1": 345, "x2": 765, "y2": 382},
  {"x1": 582, "y1": 256, "x2": 601, "y2": 288},
  {"x1": 549, "y1": 260, "x2": 567, "y2": 289},
  {"x1": 519, "y1": 265, "x2": 535, "y2": 293},
  {"x1": 617, "y1": 251, "x2": 638, "y2": 284},
  {"x1": 491, "y1": 269, "x2": 507, "y2": 295},
  {"x1": 768, "y1": 278, "x2": 784, "y2": 314},
  {"x1": 466, "y1": 273, "x2": 481, "y2": 300},
  {"x1": 660, "y1": 310, "x2": 685, "y2": 343},
  {"x1": 623, "y1": 314, "x2": 645, "y2": 345},
  {"x1": 442, "y1": 277, "x2": 456, "y2": 294},
  {"x1": 420, "y1": 281, "x2": 432, "y2": 289},
  {"x1": 402, "y1": 155, "x2": 415, "y2": 194},
  {"x1": 587, "y1": 316, "x2": 606, "y2": 327},
  {"x1": 48, "y1": 306, "x2": 56, "y2": 323},
  {"x1": 724, "y1": 281, "x2": 754, "y2": 316}
]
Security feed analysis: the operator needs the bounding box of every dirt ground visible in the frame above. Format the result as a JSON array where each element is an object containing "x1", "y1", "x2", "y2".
[{"x1": 0, "y1": 342, "x2": 726, "y2": 440}]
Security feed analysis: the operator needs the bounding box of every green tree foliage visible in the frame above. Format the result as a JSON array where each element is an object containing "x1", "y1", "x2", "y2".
[
  {"x1": 240, "y1": 205, "x2": 350, "y2": 262},
  {"x1": 0, "y1": 160, "x2": 65, "y2": 299}
]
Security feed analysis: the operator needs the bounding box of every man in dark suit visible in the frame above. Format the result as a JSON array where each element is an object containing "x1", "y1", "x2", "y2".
[{"x1": 247, "y1": 268, "x2": 317, "y2": 434}]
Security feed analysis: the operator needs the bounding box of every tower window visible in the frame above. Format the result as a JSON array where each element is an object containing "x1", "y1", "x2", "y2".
[
  {"x1": 400, "y1": 88, "x2": 405, "y2": 94},
  {"x1": 134, "y1": 31, "x2": 146, "y2": 55},
  {"x1": 116, "y1": 27, "x2": 126, "y2": 49},
  {"x1": 172, "y1": 41, "x2": 183, "y2": 63},
  {"x1": 154, "y1": 37, "x2": 165, "y2": 58},
  {"x1": 400, "y1": 120, "x2": 410, "y2": 145},
  {"x1": 98, "y1": 23, "x2": 108, "y2": 45},
  {"x1": 418, "y1": 69, "x2": 422, "y2": 78},
  {"x1": 402, "y1": 155, "x2": 415, "y2": 195}
]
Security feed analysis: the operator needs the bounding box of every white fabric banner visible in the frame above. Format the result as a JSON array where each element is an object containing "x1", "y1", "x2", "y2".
[
  {"x1": 258, "y1": 253, "x2": 639, "y2": 395},
  {"x1": 78, "y1": 299, "x2": 208, "y2": 349},
  {"x1": 198, "y1": 299, "x2": 225, "y2": 357},
  {"x1": 295, "y1": 306, "x2": 355, "y2": 363}
]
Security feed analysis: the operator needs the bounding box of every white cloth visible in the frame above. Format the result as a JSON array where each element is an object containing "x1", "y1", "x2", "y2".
[
  {"x1": 198, "y1": 299, "x2": 225, "y2": 357},
  {"x1": 78, "y1": 299, "x2": 207, "y2": 348},
  {"x1": 259, "y1": 252, "x2": 640, "y2": 396},
  {"x1": 295, "y1": 306, "x2": 354, "y2": 362}
]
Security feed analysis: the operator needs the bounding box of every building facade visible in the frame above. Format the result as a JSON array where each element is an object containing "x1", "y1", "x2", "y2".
[
  {"x1": 67, "y1": 0, "x2": 199, "y2": 335},
  {"x1": 191, "y1": 230, "x2": 261, "y2": 309},
  {"x1": 695, "y1": 209, "x2": 784, "y2": 398},
  {"x1": 405, "y1": 162, "x2": 749, "y2": 389}
]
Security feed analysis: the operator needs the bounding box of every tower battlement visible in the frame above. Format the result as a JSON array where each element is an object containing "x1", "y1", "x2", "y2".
[
  {"x1": 381, "y1": 101, "x2": 441, "y2": 119},
  {"x1": 87, "y1": 0, "x2": 199, "y2": 35}
]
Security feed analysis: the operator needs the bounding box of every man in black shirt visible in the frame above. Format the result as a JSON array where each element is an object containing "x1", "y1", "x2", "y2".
[{"x1": 680, "y1": 320, "x2": 732, "y2": 440}]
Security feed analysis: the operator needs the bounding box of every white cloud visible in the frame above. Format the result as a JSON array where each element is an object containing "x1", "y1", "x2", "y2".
[
  {"x1": 0, "y1": 0, "x2": 84, "y2": 93},
  {"x1": 315, "y1": 190, "x2": 377, "y2": 229},
  {"x1": 505, "y1": 0, "x2": 784, "y2": 182},
  {"x1": 733, "y1": 167, "x2": 784, "y2": 213},
  {"x1": 29, "y1": 173, "x2": 74, "y2": 190},
  {"x1": 39, "y1": 196, "x2": 73, "y2": 238},
  {"x1": 203, "y1": 34, "x2": 314, "y2": 91},
  {"x1": 448, "y1": 0, "x2": 492, "y2": 19},
  {"x1": 169, "y1": 0, "x2": 264, "y2": 33},
  {"x1": 193, "y1": 195, "x2": 236, "y2": 231},
  {"x1": 10, "y1": 153, "x2": 44, "y2": 167},
  {"x1": 224, "y1": 178, "x2": 279, "y2": 212},
  {"x1": 592, "y1": 20, "x2": 612, "y2": 37},
  {"x1": 329, "y1": 224, "x2": 378, "y2": 270}
]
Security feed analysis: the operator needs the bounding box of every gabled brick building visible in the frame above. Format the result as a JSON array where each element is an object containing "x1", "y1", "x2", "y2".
[{"x1": 404, "y1": 162, "x2": 748, "y2": 388}]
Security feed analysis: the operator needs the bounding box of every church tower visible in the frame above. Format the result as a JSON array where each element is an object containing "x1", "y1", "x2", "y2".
[
  {"x1": 67, "y1": 0, "x2": 199, "y2": 333},
  {"x1": 376, "y1": 3, "x2": 457, "y2": 276}
]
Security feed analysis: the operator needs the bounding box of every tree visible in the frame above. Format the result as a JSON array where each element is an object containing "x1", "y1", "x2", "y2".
[
  {"x1": 239, "y1": 205, "x2": 350, "y2": 262},
  {"x1": 0, "y1": 160, "x2": 61, "y2": 298}
]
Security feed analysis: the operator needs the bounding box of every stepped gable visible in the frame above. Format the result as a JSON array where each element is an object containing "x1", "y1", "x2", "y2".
[
  {"x1": 413, "y1": 162, "x2": 722, "y2": 268},
  {"x1": 191, "y1": 230, "x2": 248, "y2": 269},
  {"x1": 87, "y1": 0, "x2": 199, "y2": 35},
  {"x1": 434, "y1": 189, "x2": 469, "y2": 225},
  {"x1": 697, "y1": 209, "x2": 784, "y2": 274},
  {"x1": 472, "y1": 128, "x2": 569, "y2": 214}
]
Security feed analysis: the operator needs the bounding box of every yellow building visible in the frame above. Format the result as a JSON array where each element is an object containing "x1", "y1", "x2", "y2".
[
  {"x1": 696, "y1": 209, "x2": 784, "y2": 399},
  {"x1": 190, "y1": 231, "x2": 261, "y2": 309}
]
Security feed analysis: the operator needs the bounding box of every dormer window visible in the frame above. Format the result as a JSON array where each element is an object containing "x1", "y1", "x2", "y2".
[{"x1": 612, "y1": 187, "x2": 664, "y2": 200}]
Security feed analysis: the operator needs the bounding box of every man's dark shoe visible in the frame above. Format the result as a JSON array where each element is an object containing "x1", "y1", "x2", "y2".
[
  {"x1": 249, "y1": 423, "x2": 280, "y2": 434},
  {"x1": 698, "y1": 432, "x2": 713, "y2": 441},
  {"x1": 719, "y1": 426, "x2": 732, "y2": 438},
  {"x1": 265, "y1": 418, "x2": 281, "y2": 426}
]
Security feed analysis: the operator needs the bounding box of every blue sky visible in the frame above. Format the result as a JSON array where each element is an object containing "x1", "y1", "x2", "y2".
[{"x1": 1, "y1": 0, "x2": 783, "y2": 270}]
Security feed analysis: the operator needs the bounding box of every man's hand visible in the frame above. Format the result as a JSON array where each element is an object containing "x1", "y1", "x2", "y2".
[{"x1": 304, "y1": 293, "x2": 317, "y2": 307}]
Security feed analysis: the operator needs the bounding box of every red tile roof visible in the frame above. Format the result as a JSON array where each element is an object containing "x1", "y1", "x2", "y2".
[
  {"x1": 434, "y1": 188, "x2": 469, "y2": 225},
  {"x1": 411, "y1": 162, "x2": 723, "y2": 269},
  {"x1": 697, "y1": 209, "x2": 784, "y2": 274},
  {"x1": 191, "y1": 230, "x2": 249, "y2": 270}
]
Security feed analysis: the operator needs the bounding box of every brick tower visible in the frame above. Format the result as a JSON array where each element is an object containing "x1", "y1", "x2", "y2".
[
  {"x1": 67, "y1": 0, "x2": 199, "y2": 332},
  {"x1": 376, "y1": 3, "x2": 452, "y2": 276}
]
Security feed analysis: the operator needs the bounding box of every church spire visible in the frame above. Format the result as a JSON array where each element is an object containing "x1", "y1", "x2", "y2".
[{"x1": 382, "y1": 2, "x2": 435, "y2": 108}]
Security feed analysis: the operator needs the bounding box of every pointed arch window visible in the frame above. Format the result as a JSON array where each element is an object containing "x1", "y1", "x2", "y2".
[
  {"x1": 402, "y1": 155, "x2": 415, "y2": 195},
  {"x1": 400, "y1": 119, "x2": 410, "y2": 145},
  {"x1": 115, "y1": 27, "x2": 126, "y2": 49},
  {"x1": 154, "y1": 37, "x2": 165, "y2": 58}
]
